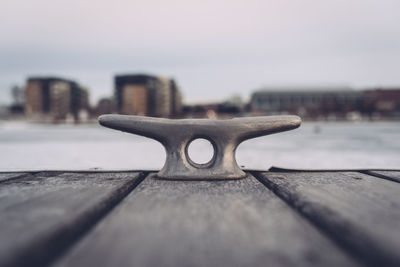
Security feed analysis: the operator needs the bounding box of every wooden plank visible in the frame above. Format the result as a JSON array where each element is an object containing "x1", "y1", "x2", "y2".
[
  {"x1": 54, "y1": 174, "x2": 359, "y2": 267},
  {"x1": 0, "y1": 172, "x2": 29, "y2": 182},
  {"x1": 363, "y1": 170, "x2": 400, "y2": 183},
  {"x1": 0, "y1": 171, "x2": 145, "y2": 267},
  {"x1": 254, "y1": 171, "x2": 400, "y2": 267}
]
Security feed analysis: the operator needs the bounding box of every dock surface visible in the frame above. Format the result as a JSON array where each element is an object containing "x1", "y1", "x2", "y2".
[{"x1": 0, "y1": 169, "x2": 399, "y2": 267}]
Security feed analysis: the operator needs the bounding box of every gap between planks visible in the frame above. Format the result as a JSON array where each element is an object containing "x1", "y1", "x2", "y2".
[
  {"x1": 360, "y1": 170, "x2": 400, "y2": 183},
  {"x1": 0, "y1": 171, "x2": 149, "y2": 267},
  {"x1": 251, "y1": 170, "x2": 400, "y2": 267},
  {"x1": 52, "y1": 173, "x2": 359, "y2": 267}
]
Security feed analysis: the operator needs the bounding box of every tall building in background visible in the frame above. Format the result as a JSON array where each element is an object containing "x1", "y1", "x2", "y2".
[
  {"x1": 152, "y1": 77, "x2": 172, "y2": 117},
  {"x1": 170, "y1": 79, "x2": 183, "y2": 117},
  {"x1": 25, "y1": 77, "x2": 89, "y2": 122},
  {"x1": 114, "y1": 74, "x2": 183, "y2": 117},
  {"x1": 25, "y1": 79, "x2": 44, "y2": 115},
  {"x1": 122, "y1": 84, "x2": 147, "y2": 115},
  {"x1": 49, "y1": 80, "x2": 71, "y2": 120}
]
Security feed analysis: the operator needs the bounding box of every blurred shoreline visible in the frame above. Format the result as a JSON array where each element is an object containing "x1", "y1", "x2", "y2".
[
  {"x1": 1, "y1": 113, "x2": 399, "y2": 127},
  {"x1": 1, "y1": 120, "x2": 399, "y2": 171}
]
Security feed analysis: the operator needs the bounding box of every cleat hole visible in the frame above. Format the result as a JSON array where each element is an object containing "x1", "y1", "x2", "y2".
[{"x1": 187, "y1": 138, "x2": 215, "y2": 166}]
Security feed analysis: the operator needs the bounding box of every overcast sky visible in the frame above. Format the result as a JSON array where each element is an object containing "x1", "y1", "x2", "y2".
[{"x1": 1, "y1": 0, "x2": 399, "y2": 105}]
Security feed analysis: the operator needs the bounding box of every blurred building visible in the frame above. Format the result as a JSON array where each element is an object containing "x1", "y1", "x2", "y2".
[
  {"x1": 96, "y1": 97, "x2": 116, "y2": 115},
  {"x1": 153, "y1": 77, "x2": 171, "y2": 117},
  {"x1": 9, "y1": 85, "x2": 25, "y2": 114},
  {"x1": 48, "y1": 80, "x2": 71, "y2": 120},
  {"x1": 362, "y1": 88, "x2": 400, "y2": 118},
  {"x1": 170, "y1": 79, "x2": 183, "y2": 116},
  {"x1": 183, "y1": 101, "x2": 244, "y2": 119},
  {"x1": 114, "y1": 74, "x2": 182, "y2": 117},
  {"x1": 250, "y1": 86, "x2": 400, "y2": 120},
  {"x1": 25, "y1": 77, "x2": 89, "y2": 122},
  {"x1": 251, "y1": 86, "x2": 363, "y2": 119},
  {"x1": 122, "y1": 84, "x2": 147, "y2": 115}
]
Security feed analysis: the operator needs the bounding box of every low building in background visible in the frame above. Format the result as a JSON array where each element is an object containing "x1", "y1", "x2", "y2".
[
  {"x1": 183, "y1": 97, "x2": 245, "y2": 119},
  {"x1": 250, "y1": 86, "x2": 400, "y2": 120},
  {"x1": 362, "y1": 88, "x2": 400, "y2": 119},
  {"x1": 95, "y1": 97, "x2": 116, "y2": 116},
  {"x1": 25, "y1": 77, "x2": 89, "y2": 122},
  {"x1": 114, "y1": 74, "x2": 182, "y2": 118},
  {"x1": 251, "y1": 86, "x2": 362, "y2": 118}
]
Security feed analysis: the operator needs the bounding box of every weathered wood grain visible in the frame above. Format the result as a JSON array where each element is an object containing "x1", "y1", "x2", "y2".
[
  {"x1": 0, "y1": 172, "x2": 29, "y2": 182},
  {"x1": 363, "y1": 170, "x2": 400, "y2": 183},
  {"x1": 54, "y1": 174, "x2": 359, "y2": 267},
  {"x1": 0, "y1": 171, "x2": 144, "y2": 267},
  {"x1": 254, "y1": 171, "x2": 400, "y2": 267}
]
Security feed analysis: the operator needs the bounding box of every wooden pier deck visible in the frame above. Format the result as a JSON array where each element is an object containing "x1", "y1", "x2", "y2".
[{"x1": 0, "y1": 169, "x2": 399, "y2": 267}]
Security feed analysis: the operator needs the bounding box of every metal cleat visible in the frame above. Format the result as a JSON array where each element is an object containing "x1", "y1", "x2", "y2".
[{"x1": 99, "y1": 115, "x2": 301, "y2": 180}]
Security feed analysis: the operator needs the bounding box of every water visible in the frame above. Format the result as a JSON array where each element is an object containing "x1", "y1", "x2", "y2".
[{"x1": 0, "y1": 121, "x2": 399, "y2": 171}]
